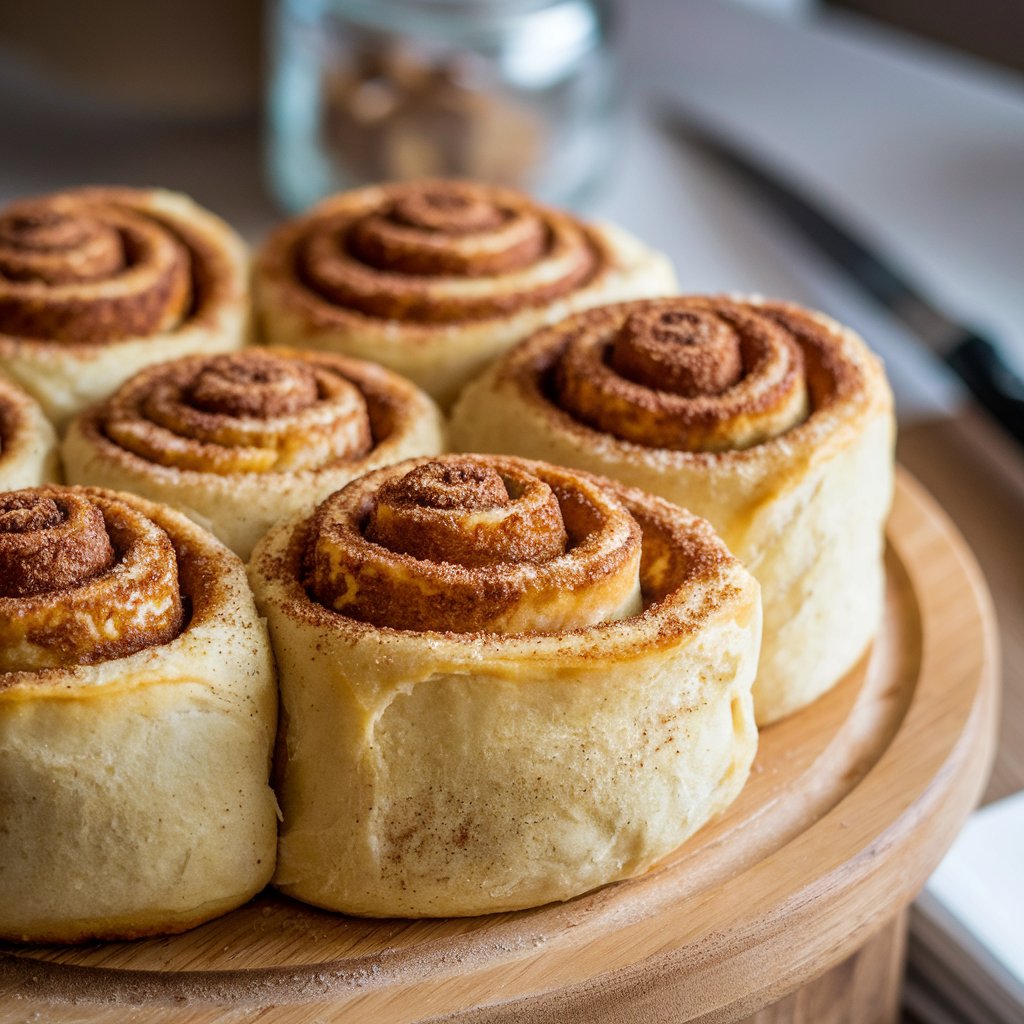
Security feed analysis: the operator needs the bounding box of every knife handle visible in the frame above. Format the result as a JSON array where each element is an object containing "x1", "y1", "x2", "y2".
[{"x1": 945, "y1": 331, "x2": 1024, "y2": 448}]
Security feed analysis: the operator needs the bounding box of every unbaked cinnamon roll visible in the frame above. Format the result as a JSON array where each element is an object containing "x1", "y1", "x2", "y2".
[
  {"x1": 0, "y1": 187, "x2": 249, "y2": 430},
  {"x1": 252, "y1": 179, "x2": 676, "y2": 408},
  {"x1": 450, "y1": 297, "x2": 895, "y2": 725},
  {"x1": 249, "y1": 453, "x2": 760, "y2": 917},
  {"x1": 0, "y1": 485, "x2": 277, "y2": 942},
  {"x1": 0, "y1": 375, "x2": 59, "y2": 490},
  {"x1": 63, "y1": 347, "x2": 444, "y2": 559}
]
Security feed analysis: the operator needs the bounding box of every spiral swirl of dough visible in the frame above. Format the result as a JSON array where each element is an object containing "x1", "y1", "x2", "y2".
[
  {"x1": 63, "y1": 348, "x2": 445, "y2": 560},
  {"x1": 253, "y1": 180, "x2": 679, "y2": 409},
  {"x1": 0, "y1": 186, "x2": 250, "y2": 432},
  {"x1": 98, "y1": 349, "x2": 373, "y2": 475},
  {"x1": 0, "y1": 487, "x2": 183, "y2": 673},
  {"x1": 0, "y1": 189, "x2": 204, "y2": 345},
  {"x1": 265, "y1": 180, "x2": 605, "y2": 326},
  {"x1": 304, "y1": 454, "x2": 644, "y2": 633},
  {"x1": 549, "y1": 298, "x2": 811, "y2": 452}
]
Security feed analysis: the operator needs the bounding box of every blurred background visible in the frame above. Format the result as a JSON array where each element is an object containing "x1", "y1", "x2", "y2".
[{"x1": 1, "y1": 1, "x2": 1021, "y2": 1019}]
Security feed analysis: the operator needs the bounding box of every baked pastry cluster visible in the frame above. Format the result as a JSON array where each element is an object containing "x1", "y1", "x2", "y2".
[
  {"x1": 63, "y1": 347, "x2": 444, "y2": 558},
  {"x1": 253, "y1": 179, "x2": 677, "y2": 406},
  {"x1": 0, "y1": 187, "x2": 249, "y2": 430},
  {"x1": 0, "y1": 177, "x2": 895, "y2": 938},
  {"x1": 249, "y1": 454, "x2": 760, "y2": 916},
  {"x1": 451, "y1": 296, "x2": 895, "y2": 723},
  {"x1": 0, "y1": 485, "x2": 277, "y2": 942}
]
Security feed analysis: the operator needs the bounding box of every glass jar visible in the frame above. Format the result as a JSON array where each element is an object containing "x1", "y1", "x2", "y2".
[{"x1": 266, "y1": 0, "x2": 615, "y2": 212}]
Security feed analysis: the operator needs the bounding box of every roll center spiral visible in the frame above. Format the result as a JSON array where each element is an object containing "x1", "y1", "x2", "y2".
[
  {"x1": 0, "y1": 493, "x2": 63, "y2": 533},
  {"x1": 0, "y1": 189, "x2": 197, "y2": 344},
  {"x1": 287, "y1": 180, "x2": 598, "y2": 319},
  {"x1": 304, "y1": 455, "x2": 642, "y2": 633},
  {"x1": 364, "y1": 458, "x2": 567, "y2": 568},
  {"x1": 610, "y1": 309, "x2": 744, "y2": 397},
  {"x1": 185, "y1": 353, "x2": 319, "y2": 418},
  {"x1": 380, "y1": 461, "x2": 511, "y2": 511},
  {"x1": 390, "y1": 189, "x2": 505, "y2": 235},
  {"x1": 0, "y1": 207, "x2": 125, "y2": 285},
  {"x1": 102, "y1": 350, "x2": 374, "y2": 475},
  {"x1": 0, "y1": 487, "x2": 184, "y2": 672},
  {"x1": 0, "y1": 491, "x2": 115, "y2": 599},
  {"x1": 551, "y1": 299, "x2": 810, "y2": 452},
  {"x1": 344, "y1": 183, "x2": 545, "y2": 280}
]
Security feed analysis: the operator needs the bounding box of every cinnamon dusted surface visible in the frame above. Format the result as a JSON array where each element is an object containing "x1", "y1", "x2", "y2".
[
  {"x1": 0, "y1": 487, "x2": 183, "y2": 673},
  {"x1": 95, "y1": 349, "x2": 374, "y2": 475},
  {"x1": 550, "y1": 298, "x2": 816, "y2": 452},
  {"x1": 303, "y1": 454, "x2": 643, "y2": 633},
  {"x1": 63, "y1": 348, "x2": 445, "y2": 560},
  {"x1": 0, "y1": 186, "x2": 249, "y2": 432},
  {"x1": 364, "y1": 461, "x2": 568, "y2": 567},
  {"x1": 0, "y1": 485, "x2": 257, "y2": 698},
  {"x1": 187, "y1": 354, "x2": 319, "y2": 417},
  {"x1": 251, "y1": 453, "x2": 740, "y2": 656},
  {"x1": 0, "y1": 492, "x2": 113, "y2": 598},
  {"x1": 0, "y1": 187, "x2": 234, "y2": 347},
  {"x1": 75, "y1": 347, "x2": 438, "y2": 483},
  {"x1": 479, "y1": 295, "x2": 882, "y2": 478},
  {"x1": 257, "y1": 179, "x2": 609, "y2": 329}
]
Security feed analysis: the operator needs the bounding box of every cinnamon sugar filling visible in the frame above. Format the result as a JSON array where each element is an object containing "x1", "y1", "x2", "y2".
[
  {"x1": 0, "y1": 188, "x2": 232, "y2": 346},
  {"x1": 265, "y1": 180, "x2": 606, "y2": 325},
  {"x1": 303, "y1": 455, "x2": 643, "y2": 634},
  {"x1": 98, "y1": 350, "x2": 375, "y2": 475},
  {"x1": 551, "y1": 299, "x2": 812, "y2": 452},
  {"x1": 0, "y1": 487, "x2": 183, "y2": 672}
]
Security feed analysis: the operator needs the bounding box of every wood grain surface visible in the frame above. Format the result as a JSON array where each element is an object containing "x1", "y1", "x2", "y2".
[
  {"x1": 0, "y1": 469, "x2": 998, "y2": 1024},
  {"x1": 747, "y1": 911, "x2": 907, "y2": 1024}
]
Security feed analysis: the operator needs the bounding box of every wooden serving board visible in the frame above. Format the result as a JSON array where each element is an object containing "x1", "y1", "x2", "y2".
[{"x1": 0, "y1": 469, "x2": 998, "y2": 1024}]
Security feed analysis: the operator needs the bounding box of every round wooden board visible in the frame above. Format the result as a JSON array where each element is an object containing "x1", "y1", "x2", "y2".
[{"x1": 0, "y1": 469, "x2": 999, "y2": 1024}]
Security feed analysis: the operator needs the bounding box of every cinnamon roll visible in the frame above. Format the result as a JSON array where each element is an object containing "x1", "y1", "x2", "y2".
[
  {"x1": 450, "y1": 297, "x2": 895, "y2": 724},
  {"x1": 0, "y1": 375, "x2": 59, "y2": 490},
  {"x1": 249, "y1": 454, "x2": 760, "y2": 917},
  {"x1": 0, "y1": 187, "x2": 249, "y2": 430},
  {"x1": 252, "y1": 179, "x2": 676, "y2": 408},
  {"x1": 0, "y1": 486, "x2": 277, "y2": 942},
  {"x1": 63, "y1": 347, "x2": 444, "y2": 559}
]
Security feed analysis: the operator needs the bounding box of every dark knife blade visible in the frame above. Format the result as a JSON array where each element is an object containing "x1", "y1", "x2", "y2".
[{"x1": 660, "y1": 104, "x2": 1024, "y2": 446}]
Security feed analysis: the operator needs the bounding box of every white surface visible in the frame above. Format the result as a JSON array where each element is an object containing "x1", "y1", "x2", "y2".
[
  {"x1": 910, "y1": 792, "x2": 1024, "y2": 1022},
  {"x1": 731, "y1": 0, "x2": 812, "y2": 15},
  {"x1": 923, "y1": 791, "x2": 1024, "y2": 989}
]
